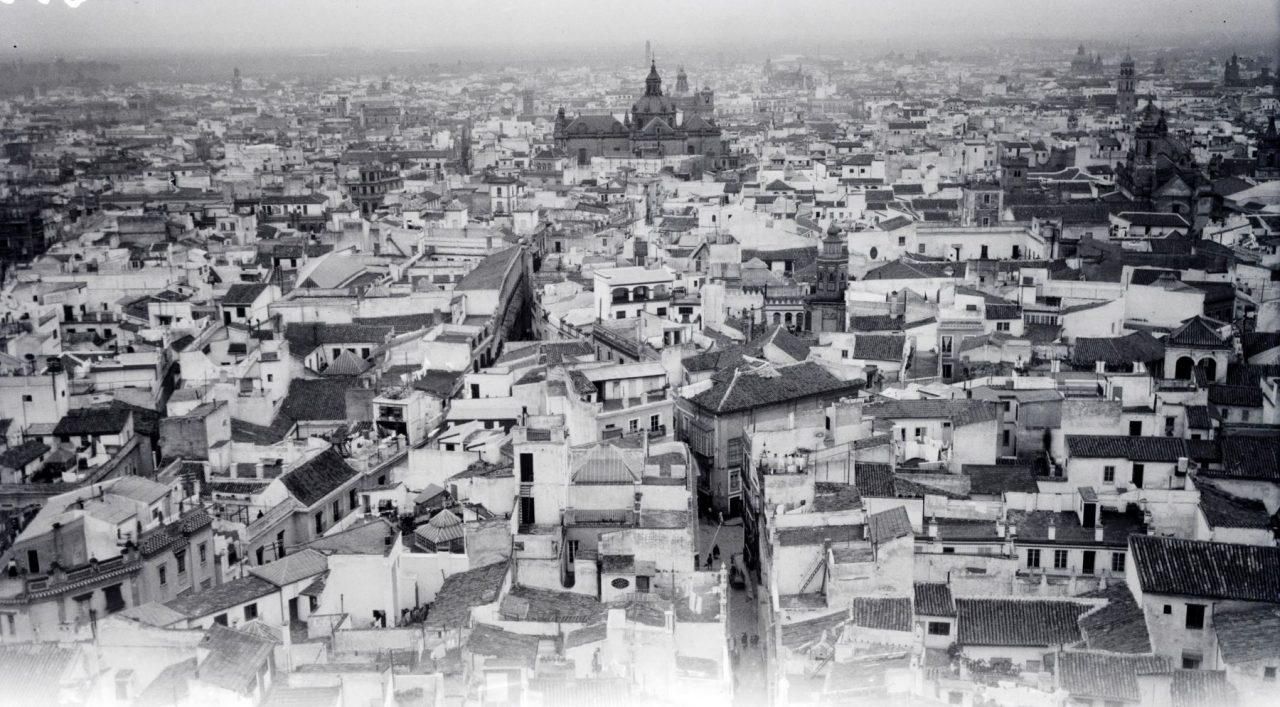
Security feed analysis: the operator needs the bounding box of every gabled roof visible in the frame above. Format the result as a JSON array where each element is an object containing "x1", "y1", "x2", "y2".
[
  {"x1": 247, "y1": 548, "x2": 328, "y2": 587},
  {"x1": 1129, "y1": 534, "x2": 1280, "y2": 601}
]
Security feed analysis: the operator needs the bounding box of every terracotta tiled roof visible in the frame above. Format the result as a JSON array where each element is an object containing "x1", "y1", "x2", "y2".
[
  {"x1": 956, "y1": 599, "x2": 1088, "y2": 646},
  {"x1": 1130, "y1": 534, "x2": 1280, "y2": 602}
]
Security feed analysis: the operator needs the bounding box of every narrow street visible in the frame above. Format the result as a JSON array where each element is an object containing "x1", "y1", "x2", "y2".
[{"x1": 698, "y1": 517, "x2": 768, "y2": 707}]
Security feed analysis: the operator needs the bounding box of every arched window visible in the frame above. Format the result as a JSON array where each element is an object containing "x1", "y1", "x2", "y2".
[
  {"x1": 869, "y1": 247, "x2": 879, "y2": 260},
  {"x1": 1174, "y1": 356, "x2": 1195, "y2": 380},
  {"x1": 772, "y1": 312, "x2": 782, "y2": 325},
  {"x1": 784, "y1": 312, "x2": 793, "y2": 325}
]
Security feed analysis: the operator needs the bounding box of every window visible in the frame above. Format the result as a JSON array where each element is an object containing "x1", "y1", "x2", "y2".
[
  {"x1": 1263, "y1": 667, "x2": 1276, "y2": 681},
  {"x1": 636, "y1": 576, "x2": 650, "y2": 593},
  {"x1": 1111, "y1": 553, "x2": 1125, "y2": 573},
  {"x1": 520, "y1": 453, "x2": 534, "y2": 483},
  {"x1": 350, "y1": 488, "x2": 359, "y2": 511},
  {"x1": 942, "y1": 363, "x2": 953, "y2": 379},
  {"x1": 1185, "y1": 603, "x2": 1205, "y2": 630},
  {"x1": 244, "y1": 603, "x2": 258, "y2": 621},
  {"x1": 1103, "y1": 466, "x2": 1115, "y2": 483},
  {"x1": 1182, "y1": 652, "x2": 1202, "y2": 670},
  {"x1": 198, "y1": 543, "x2": 207, "y2": 565},
  {"x1": 649, "y1": 414, "x2": 661, "y2": 432},
  {"x1": 314, "y1": 512, "x2": 324, "y2": 535},
  {"x1": 918, "y1": 244, "x2": 926, "y2": 254},
  {"x1": 941, "y1": 336, "x2": 953, "y2": 354},
  {"x1": 175, "y1": 551, "x2": 186, "y2": 574},
  {"x1": 629, "y1": 419, "x2": 639, "y2": 433},
  {"x1": 333, "y1": 499, "x2": 342, "y2": 523},
  {"x1": 1128, "y1": 420, "x2": 1142, "y2": 436},
  {"x1": 1002, "y1": 430, "x2": 1011, "y2": 446},
  {"x1": 1053, "y1": 550, "x2": 1068, "y2": 569},
  {"x1": 1027, "y1": 549, "x2": 1041, "y2": 568},
  {"x1": 996, "y1": 321, "x2": 1010, "y2": 332},
  {"x1": 942, "y1": 547, "x2": 955, "y2": 554},
  {"x1": 158, "y1": 566, "x2": 167, "y2": 586},
  {"x1": 115, "y1": 672, "x2": 131, "y2": 700},
  {"x1": 22, "y1": 394, "x2": 33, "y2": 403},
  {"x1": 898, "y1": 236, "x2": 906, "y2": 246},
  {"x1": 927, "y1": 621, "x2": 951, "y2": 636},
  {"x1": 26, "y1": 550, "x2": 39, "y2": 574}
]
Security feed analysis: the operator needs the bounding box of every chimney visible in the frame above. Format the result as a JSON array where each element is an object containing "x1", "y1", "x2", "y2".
[
  {"x1": 995, "y1": 518, "x2": 1006, "y2": 538},
  {"x1": 1094, "y1": 523, "x2": 1104, "y2": 543},
  {"x1": 927, "y1": 517, "x2": 938, "y2": 538},
  {"x1": 1007, "y1": 521, "x2": 1017, "y2": 538},
  {"x1": 1047, "y1": 519, "x2": 1056, "y2": 541}
]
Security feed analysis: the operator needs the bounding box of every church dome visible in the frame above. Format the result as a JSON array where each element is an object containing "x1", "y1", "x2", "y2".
[
  {"x1": 632, "y1": 93, "x2": 676, "y2": 118},
  {"x1": 826, "y1": 222, "x2": 844, "y2": 237}
]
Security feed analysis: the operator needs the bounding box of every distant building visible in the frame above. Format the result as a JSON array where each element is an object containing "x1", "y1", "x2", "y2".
[{"x1": 1117, "y1": 53, "x2": 1137, "y2": 113}]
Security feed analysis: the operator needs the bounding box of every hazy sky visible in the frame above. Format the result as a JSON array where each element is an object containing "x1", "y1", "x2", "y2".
[{"x1": 2, "y1": 0, "x2": 1277, "y2": 55}]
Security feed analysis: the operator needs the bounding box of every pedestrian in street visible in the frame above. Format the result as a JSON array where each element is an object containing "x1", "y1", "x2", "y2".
[
  {"x1": 712, "y1": 544, "x2": 721, "y2": 561},
  {"x1": 751, "y1": 634, "x2": 759, "y2": 648}
]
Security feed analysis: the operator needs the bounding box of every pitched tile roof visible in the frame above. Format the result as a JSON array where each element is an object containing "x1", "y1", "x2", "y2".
[
  {"x1": 197, "y1": 625, "x2": 276, "y2": 693},
  {"x1": 955, "y1": 599, "x2": 1088, "y2": 646},
  {"x1": 0, "y1": 643, "x2": 83, "y2": 707},
  {"x1": 465, "y1": 623, "x2": 542, "y2": 667},
  {"x1": 1129, "y1": 534, "x2": 1280, "y2": 602},
  {"x1": 1207, "y1": 384, "x2": 1263, "y2": 408},
  {"x1": 687, "y1": 361, "x2": 860, "y2": 415},
  {"x1": 1070, "y1": 331, "x2": 1165, "y2": 365},
  {"x1": 1066, "y1": 435, "x2": 1186, "y2": 462},
  {"x1": 1212, "y1": 606, "x2": 1280, "y2": 665},
  {"x1": 853, "y1": 334, "x2": 906, "y2": 361},
  {"x1": 813, "y1": 482, "x2": 863, "y2": 512},
  {"x1": 164, "y1": 575, "x2": 277, "y2": 619},
  {"x1": 854, "y1": 462, "x2": 896, "y2": 497},
  {"x1": 863, "y1": 399, "x2": 998, "y2": 427},
  {"x1": 280, "y1": 449, "x2": 358, "y2": 508},
  {"x1": 1077, "y1": 582, "x2": 1151, "y2": 653},
  {"x1": 847, "y1": 597, "x2": 912, "y2": 632},
  {"x1": 1166, "y1": 316, "x2": 1229, "y2": 349},
  {"x1": 1171, "y1": 670, "x2": 1237, "y2": 707},
  {"x1": 1208, "y1": 436, "x2": 1280, "y2": 481},
  {"x1": 868, "y1": 506, "x2": 913, "y2": 544},
  {"x1": 247, "y1": 548, "x2": 328, "y2": 587},
  {"x1": 426, "y1": 560, "x2": 509, "y2": 628},
  {"x1": 776, "y1": 523, "x2": 865, "y2": 547},
  {"x1": 222, "y1": 283, "x2": 269, "y2": 306},
  {"x1": 499, "y1": 585, "x2": 604, "y2": 623},
  {"x1": 962, "y1": 464, "x2": 1038, "y2": 495},
  {"x1": 1196, "y1": 483, "x2": 1272, "y2": 529},
  {"x1": 914, "y1": 582, "x2": 955, "y2": 617},
  {"x1": 278, "y1": 378, "x2": 356, "y2": 423},
  {"x1": 52, "y1": 405, "x2": 132, "y2": 437},
  {"x1": 1059, "y1": 651, "x2": 1170, "y2": 703}
]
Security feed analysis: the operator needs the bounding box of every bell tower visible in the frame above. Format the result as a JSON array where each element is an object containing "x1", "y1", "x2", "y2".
[{"x1": 1117, "y1": 53, "x2": 1137, "y2": 113}]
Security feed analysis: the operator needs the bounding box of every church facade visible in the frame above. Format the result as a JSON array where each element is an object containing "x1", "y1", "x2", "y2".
[
  {"x1": 554, "y1": 63, "x2": 724, "y2": 166},
  {"x1": 1114, "y1": 99, "x2": 1211, "y2": 224}
]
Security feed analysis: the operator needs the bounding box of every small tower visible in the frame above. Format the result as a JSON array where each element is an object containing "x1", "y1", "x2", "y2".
[
  {"x1": 816, "y1": 223, "x2": 849, "y2": 298},
  {"x1": 1117, "y1": 52, "x2": 1137, "y2": 114},
  {"x1": 232, "y1": 67, "x2": 242, "y2": 93},
  {"x1": 1256, "y1": 114, "x2": 1280, "y2": 181}
]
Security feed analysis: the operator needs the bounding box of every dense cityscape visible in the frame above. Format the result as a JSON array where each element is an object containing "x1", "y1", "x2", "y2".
[{"x1": 0, "y1": 2, "x2": 1279, "y2": 706}]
